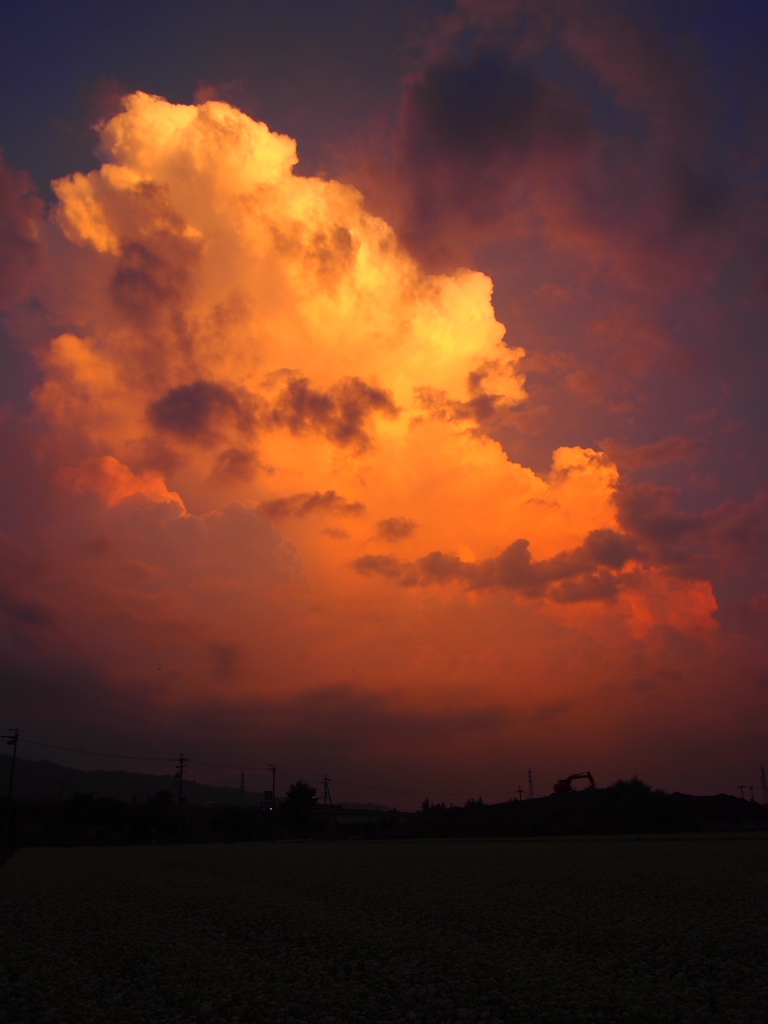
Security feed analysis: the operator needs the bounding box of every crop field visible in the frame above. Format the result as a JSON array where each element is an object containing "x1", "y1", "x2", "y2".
[{"x1": 1, "y1": 839, "x2": 767, "y2": 1024}]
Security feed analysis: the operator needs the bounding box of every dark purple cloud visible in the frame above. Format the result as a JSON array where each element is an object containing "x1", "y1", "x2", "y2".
[
  {"x1": 270, "y1": 374, "x2": 398, "y2": 451},
  {"x1": 111, "y1": 234, "x2": 199, "y2": 322},
  {"x1": 549, "y1": 569, "x2": 623, "y2": 604},
  {"x1": 401, "y1": 42, "x2": 587, "y2": 170},
  {"x1": 382, "y1": 0, "x2": 765, "y2": 301},
  {"x1": 376, "y1": 516, "x2": 417, "y2": 541},
  {"x1": 613, "y1": 484, "x2": 768, "y2": 575},
  {"x1": 0, "y1": 595, "x2": 55, "y2": 629},
  {"x1": 353, "y1": 527, "x2": 640, "y2": 601},
  {"x1": 212, "y1": 447, "x2": 259, "y2": 482},
  {"x1": 147, "y1": 380, "x2": 255, "y2": 445},
  {"x1": 396, "y1": 39, "x2": 589, "y2": 255},
  {"x1": 599, "y1": 435, "x2": 703, "y2": 472},
  {"x1": 259, "y1": 490, "x2": 365, "y2": 520},
  {"x1": 615, "y1": 484, "x2": 705, "y2": 547},
  {"x1": 0, "y1": 152, "x2": 42, "y2": 309}
]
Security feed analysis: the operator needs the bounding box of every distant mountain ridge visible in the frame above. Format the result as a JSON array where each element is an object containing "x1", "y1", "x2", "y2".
[
  {"x1": 0, "y1": 755, "x2": 262, "y2": 805},
  {"x1": 0, "y1": 756, "x2": 394, "y2": 810}
]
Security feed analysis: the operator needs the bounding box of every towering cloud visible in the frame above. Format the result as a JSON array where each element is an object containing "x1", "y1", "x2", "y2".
[
  {"x1": 34, "y1": 93, "x2": 633, "y2": 575},
  {"x1": 2, "y1": 91, "x2": 752, "y2": 796}
]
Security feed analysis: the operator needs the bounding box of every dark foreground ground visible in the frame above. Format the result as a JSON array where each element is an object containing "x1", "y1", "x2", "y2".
[{"x1": 1, "y1": 839, "x2": 766, "y2": 1024}]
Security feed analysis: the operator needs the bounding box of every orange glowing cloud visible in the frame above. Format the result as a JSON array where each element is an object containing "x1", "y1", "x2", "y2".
[{"x1": 21, "y1": 92, "x2": 720, "y2": 717}]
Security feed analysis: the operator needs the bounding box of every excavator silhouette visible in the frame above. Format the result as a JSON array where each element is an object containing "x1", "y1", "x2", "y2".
[{"x1": 553, "y1": 771, "x2": 596, "y2": 794}]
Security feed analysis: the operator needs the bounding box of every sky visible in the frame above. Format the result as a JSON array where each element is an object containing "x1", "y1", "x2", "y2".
[{"x1": 1, "y1": 0, "x2": 767, "y2": 807}]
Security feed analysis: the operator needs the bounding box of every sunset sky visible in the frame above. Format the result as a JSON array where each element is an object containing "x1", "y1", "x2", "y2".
[{"x1": 1, "y1": 1, "x2": 767, "y2": 806}]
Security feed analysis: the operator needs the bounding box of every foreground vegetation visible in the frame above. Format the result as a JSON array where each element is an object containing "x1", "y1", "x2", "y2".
[{"x1": 1, "y1": 839, "x2": 767, "y2": 1023}]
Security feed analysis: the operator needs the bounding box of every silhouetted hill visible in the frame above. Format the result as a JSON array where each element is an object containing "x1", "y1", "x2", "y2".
[
  {"x1": 0, "y1": 755, "x2": 262, "y2": 805},
  {"x1": 409, "y1": 779, "x2": 768, "y2": 837}
]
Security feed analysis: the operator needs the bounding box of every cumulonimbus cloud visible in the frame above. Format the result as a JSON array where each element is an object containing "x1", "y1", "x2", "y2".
[
  {"x1": 0, "y1": 90, "x2": 730, "y2": 749},
  {"x1": 27, "y1": 95, "x2": 718, "y2": 612}
]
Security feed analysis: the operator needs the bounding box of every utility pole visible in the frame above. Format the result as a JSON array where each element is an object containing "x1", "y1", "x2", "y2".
[
  {"x1": 516, "y1": 785, "x2": 523, "y2": 802},
  {"x1": 738, "y1": 785, "x2": 746, "y2": 799},
  {"x1": 2, "y1": 728, "x2": 19, "y2": 844},
  {"x1": 174, "y1": 754, "x2": 188, "y2": 837},
  {"x1": 240, "y1": 769, "x2": 245, "y2": 807},
  {"x1": 527, "y1": 768, "x2": 533, "y2": 800},
  {"x1": 761, "y1": 766, "x2": 768, "y2": 806},
  {"x1": 268, "y1": 764, "x2": 276, "y2": 843},
  {"x1": 322, "y1": 775, "x2": 336, "y2": 828}
]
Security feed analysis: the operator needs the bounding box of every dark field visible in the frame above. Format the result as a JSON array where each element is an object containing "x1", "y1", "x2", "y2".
[{"x1": 1, "y1": 839, "x2": 766, "y2": 1023}]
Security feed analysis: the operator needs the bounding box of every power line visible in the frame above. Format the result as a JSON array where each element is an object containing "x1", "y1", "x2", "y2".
[
  {"x1": 188, "y1": 758, "x2": 261, "y2": 772},
  {"x1": 19, "y1": 738, "x2": 175, "y2": 763},
  {"x1": 212, "y1": 770, "x2": 517, "y2": 801},
  {"x1": 14, "y1": 735, "x2": 520, "y2": 803},
  {"x1": 187, "y1": 759, "x2": 284, "y2": 778}
]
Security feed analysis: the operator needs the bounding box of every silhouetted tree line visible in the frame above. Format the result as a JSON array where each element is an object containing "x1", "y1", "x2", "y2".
[
  {"x1": 407, "y1": 778, "x2": 768, "y2": 839},
  {"x1": 2, "y1": 777, "x2": 766, "y2": 849},
  {"x1": 2, "y1": 790, "x2": 275, "y2": 847},
  {"x1": 0, "y1": 780, "x2": 405, "y2": 848}
]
